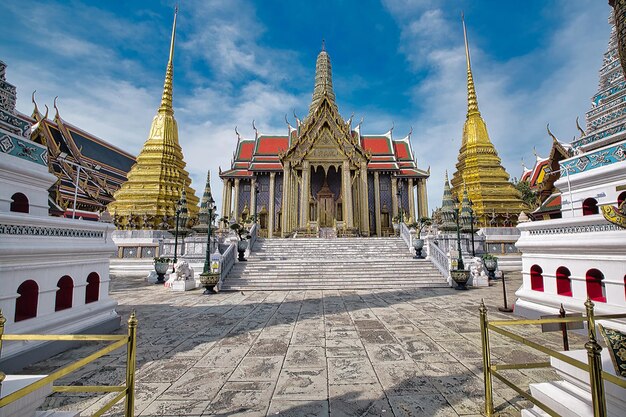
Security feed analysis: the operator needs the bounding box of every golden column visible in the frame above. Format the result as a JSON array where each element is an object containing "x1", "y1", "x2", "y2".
[
  {"x1": 221, "y1": 178, "x2": 230, "y2": 218},
  {"x1": 342, "y1": 160, "x2": 354, "y2": 227},
  {"x1": 418, "y1": 179, "x2": 429, "y2": 218},
  {"x1": 408, "y1": 178, "x2": 416, "y2": 222},
  {"x1": 359, "y1": 161, "x2": 370, "y2": 236},
  {"x1": 232, "y1": 178, "x2": 240, "y2": 221},
  {"x1": 250, "y1": 177, "x2": 257, "y2": 219},
  {"x1": 300, "y1": 161, "x2": 310, "y2": 227},
  {"x1": 373, "y1": 171, "x2": 382, "y2": 236},
  {"x1": 391, "y1": 176, "x2": 398, "y2": 218},
  {"x1": 268, "y1": 172, "x2": 276, "y2": 238},
  {"x1": 281, "y1": 161, "x2": 290, "y2": 236}
]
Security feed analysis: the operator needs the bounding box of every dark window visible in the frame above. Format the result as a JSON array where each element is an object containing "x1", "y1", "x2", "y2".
[
  {"x1": 15, "y1": 280, "x2": 38, "y2": 322},
  {"x1": 582, "y1": 198, "x2": 599, "y2": 216},
  {"x1": 586, "y1": 269, "x2": 606, "y2": 303},
  {"x1": 85, "y1": 272, "x2": 99, "y2": 304},
  {"x1": 556, "y1": 267, "x2": 572, "y2": 297},
  {"x1": 10, "y1": 193, "x2": 29, "y2": 213},
  {"x1": 55, "y1": 276, "x2": 74, "y2": 311},
  {"x1": 530, "y1": 265, "x2": 544, "y2": 292},
  {"x1": 617, "y1": 191, "x2": 626, "y2": 207}
]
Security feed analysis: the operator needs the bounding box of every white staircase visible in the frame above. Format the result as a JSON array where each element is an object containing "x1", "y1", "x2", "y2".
[{"x1": 220, "y1": 237, "x2": 449, "y2": 291}]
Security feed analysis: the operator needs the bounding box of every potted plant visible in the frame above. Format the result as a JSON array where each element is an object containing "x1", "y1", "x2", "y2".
[
  {"x1": 482, "y1": 253, "x2": 498, "y2": 280},
  {"x1": 450, "y1": 268, "x2": 470, "y2": 290},
  {"x1": 153, "y1": 256, "x2": 171, "y2": 284},
  {"x1": 230, "y1": 216, "x2": 252, "y2": 261},
  {"x1": 408, "y1": 217, "x2": 432, "y2": 259}
]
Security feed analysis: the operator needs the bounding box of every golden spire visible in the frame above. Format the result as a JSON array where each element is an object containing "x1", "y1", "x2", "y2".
[
  {"x1": 462, "y1": 13, "x2": 480, "y2": 117},
  {"x1": 308, "y1": 41, "x2": 337, "y2": 115},
  {"x1": 450, "y1": 14, "x2": 526, "y2": 226},
  {"x1": 159, "y1": 5, "x2": 177, "y2": 115},
  {"x1": 108, "y1": 5, "x2": 199, "y2": 229}
]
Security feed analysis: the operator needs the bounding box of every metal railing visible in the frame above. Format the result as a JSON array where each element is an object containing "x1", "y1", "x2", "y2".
[
  {"x1": 0, "y1": 312, "x2": 138, "y2": 417},
  {"x1": 479, "y1": 299, "x2": 626, "y2": 417}
]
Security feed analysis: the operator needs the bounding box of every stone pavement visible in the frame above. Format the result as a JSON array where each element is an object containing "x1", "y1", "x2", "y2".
[{"x1": 26, "y1": 272, "x2": 586, "y2": 416}]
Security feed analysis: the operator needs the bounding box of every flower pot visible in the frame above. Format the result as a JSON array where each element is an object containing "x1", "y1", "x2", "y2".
[
  {"x1": 413, "y1": 238, "x2": 425, "y2": 259},
  {"x1": 199, "y1": 272, "x2": 220, "y2": 295},
  {"x1": 237, "y1": 240, "x2": 248, "y2": 261},
  {"x1": 484, "y1": 259, "x2": 497, "y2": 280},
  {"x1": 154, "y1": 262, "x2": 170, "y2": 284},
  {"x1": 450, "y1": 269, "x2": 470, "y2": 290}
]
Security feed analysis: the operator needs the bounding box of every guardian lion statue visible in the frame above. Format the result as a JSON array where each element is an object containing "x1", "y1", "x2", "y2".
[{"x1": 174, "y1": 260, "x2": 194, "y2": 281}]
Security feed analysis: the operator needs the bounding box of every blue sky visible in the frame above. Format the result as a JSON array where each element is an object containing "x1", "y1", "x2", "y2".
[{"x1": 0, "y1": 0, "x2": 613, "y2": 213}]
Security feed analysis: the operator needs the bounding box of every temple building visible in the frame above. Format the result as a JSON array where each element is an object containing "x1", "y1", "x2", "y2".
[
  {"x1": 108, "y1": 7, "x2": 199, "y2": 229},
  {"x1": 450, "y1": 19, "x2": 526, "y2": 226},
  {"x1": 523, "y1": 12, "x2": 626, "y2": 220},
  {"x1": 219, "y1": 45, "x2": 429, "y2": 238},
  {"x1": 24, "y1": 98, "x2": 136, "y2": 220}
]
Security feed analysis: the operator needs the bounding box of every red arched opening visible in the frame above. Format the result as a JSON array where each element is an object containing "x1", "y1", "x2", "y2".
[
  {"x1": 618, "y1": 191, "x2": 626, "y2": 207},
  {"x1": 10, "y1": 193, "x2": 29, "y2": 213},
  {"x1": 15, "y1": 280, "x2": 38, "y2": 322},
  {"x1": 85, "y1": 272, "x2": 100, "y2": 304},
  {"x1": 55, "y1": 276, "x2": 74, "y2": 311},
  {"x1": 556, "y1": 267, "x2": 572, "y2": 297},
  {"x1": 586, "y1": 269, "x2": 606, "y2": 303},
  {"x1": 530, "y1": 265, "x2": 544, "y2": 292},
  {"x1": 582, "y1": 198, "x2": 599, "y2": 216}
]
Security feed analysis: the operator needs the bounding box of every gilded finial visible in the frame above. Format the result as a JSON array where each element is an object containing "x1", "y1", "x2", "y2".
[
  {"x1": 234, "y1": 126, "x2": 241, "y2": 140},
  {"x1": 53, "y1": 96, "x2": 60, "y2": 119},
  {"x1": 321, "y1": 39, "x2": 325, "y2": 51},
  {"x1": 158, "y1": 6, "x2": 178, "y2": 114},
  {"x1": 43, "y1": 105, "x2": 49, "y2": 120},
  {"x1": 128, "y1": 310, "x2": 138, "y2": 327},
  {"x1": 575, "y1": 116, "x2": 586, "y2": 137},
  {"x1": 546, "y1": 123, "x2": 559, "y2": 143},
  {"x1": 408, "y1": 126, "x2": 413, "y2": 138},
  {"x1": 31, "y1": 90, "x2": 40, "y2": 115},
  {"x1": 462, "y1": 13, "x2": 480, "y2": 117}
]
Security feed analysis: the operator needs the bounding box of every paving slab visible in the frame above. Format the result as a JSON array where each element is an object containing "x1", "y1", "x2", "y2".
[{"x1": 25, "y1": 271, "x2": 589, "y2": 416}]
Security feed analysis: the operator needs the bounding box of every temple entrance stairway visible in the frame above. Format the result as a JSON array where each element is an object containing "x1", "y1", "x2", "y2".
[{"x1": 221, "y1": 237, "x2": 449, "y2": 291}]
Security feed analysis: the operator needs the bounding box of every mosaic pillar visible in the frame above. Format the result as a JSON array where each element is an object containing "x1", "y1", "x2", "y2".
[
  {"x1": 391, "y1": 176, "x2": 398, "y2": 218},
  {"x1": 233, "y1": 178, "x2": 240, "y2": 221},
  {"x1": 342, "y1": 160, "x2": 353, "y2": 227},
  {"x1": 374, "y1": 171, "x2": 382, "y2": 236},
  {"x1": 408, "y1": 178, "x2": 415, "y2": 222},
  {"x1": 360, "y1": 161, "x2": 370, "y2": 236},
  {"x1": 281, "y1": 161, "x2": 291, "y2": 236},
  {"x1": 418, "y1": 178, "x2": 429, "y2": 218},
  {"x1": 268, "y1": 172, "x2": 275, "y2": 238},
  {"x1": 300, "y1": 161, "x2": 310, "y2": 227},
  {"x1": 250, "y1": 177, "x2": 257, "y2": 220}
]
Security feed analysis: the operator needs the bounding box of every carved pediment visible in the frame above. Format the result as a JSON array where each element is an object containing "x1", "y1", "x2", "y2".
[{"x1": 282, "y1": 98, "x2": 369, "y2": 168}]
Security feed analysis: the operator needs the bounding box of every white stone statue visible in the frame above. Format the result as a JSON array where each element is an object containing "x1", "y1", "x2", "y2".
[
  {"x1": 469, "y1": 257, "x2": 489, "y2": 287},
  {"x1": 174, "y1": 260, "x2": 194, "y2": 281}
]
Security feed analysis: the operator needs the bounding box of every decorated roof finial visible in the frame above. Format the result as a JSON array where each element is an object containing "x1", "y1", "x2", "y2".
[
  {"x1": 575, "y1": 116, "x2": 586, "y2": 137},
  {"x1": 462, "y1": 13, "x2": 480, "y2": 117},
  {"x1": 158, "y1": 6, "x2": 178, "y2": 115},
  {"x1": 309, "y1": 39, "x2": 337, "y2": 115},
  {"x1": 322, "y1": 39, "x2": 325, "y2": 51},
  {"x1": 53, "y1": 96, "x2": 60, "y2": 119}
]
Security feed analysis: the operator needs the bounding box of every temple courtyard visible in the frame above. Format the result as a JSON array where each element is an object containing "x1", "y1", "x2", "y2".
[{"x1": 25, "y1": 273, "x2": 586, "y2": 417}]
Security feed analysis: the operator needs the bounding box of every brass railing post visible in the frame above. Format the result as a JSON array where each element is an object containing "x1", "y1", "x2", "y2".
[
  {"x1": 584, "y1": 299, "x2": 606, "y2": 417},
  {"x1": 479, "y1": 300, "x2": 494, "y2": 416},
  {"x1": 125, "y1": 311, "x2": 138, "y2": 417},
  {"x1": 0, "y1": 311, "x2": 6, "y2": 390}
]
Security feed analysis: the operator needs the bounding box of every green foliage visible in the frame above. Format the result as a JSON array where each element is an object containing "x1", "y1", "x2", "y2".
[
  {"x1": 408, "y1": 216, "x2": 433, "y2": 238},
  {"x1": 512, "y1": 178, "x2": 539, "y2": 210},
  {"x1": 153, "y1": 256, "x2": 171, "y2": 264},
  {"x1": 482, "y1": 253, "x2": 498, "y2": 261}
]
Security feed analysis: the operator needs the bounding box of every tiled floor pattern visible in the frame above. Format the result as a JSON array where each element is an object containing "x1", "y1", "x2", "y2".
[{"x1": 24, "y1": 272, "x2": 587, "y2": 416}]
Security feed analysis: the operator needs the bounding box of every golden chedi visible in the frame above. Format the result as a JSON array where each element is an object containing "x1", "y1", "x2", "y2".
[
  {"x1": 108, "y1": 8, "x2": 199, "y2": 229},
  {"x1": 450, "y1": 17, "x2": 526, "y2": 227}
]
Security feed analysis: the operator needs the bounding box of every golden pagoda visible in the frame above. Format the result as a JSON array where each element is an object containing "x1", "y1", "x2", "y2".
[
  {"x1": 450, "y1": 16, "x2": 526, "y2": 227},
  {"x1": 108, "y1": 7, "x2": 199, "y2": 229}
]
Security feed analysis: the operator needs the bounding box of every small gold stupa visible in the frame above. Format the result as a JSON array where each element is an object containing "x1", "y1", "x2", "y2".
[
  {"x1": 108, "y1": 7, "x2": 199, "y2": 229},
  {"x1": 450, "y1": 17, "x2": 526, "y2": 227}
]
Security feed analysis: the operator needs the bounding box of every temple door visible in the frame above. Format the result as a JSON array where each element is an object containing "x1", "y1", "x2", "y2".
[{"x1": 317, "y1": 182, "x2": 335, "y2": 227}]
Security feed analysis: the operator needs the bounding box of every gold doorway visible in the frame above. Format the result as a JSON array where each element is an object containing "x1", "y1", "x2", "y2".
[{"x1": 317, "y1": 181, "x2": 335, "y2": 227}]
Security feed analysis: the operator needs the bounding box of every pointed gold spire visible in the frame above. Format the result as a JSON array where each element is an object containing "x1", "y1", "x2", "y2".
[
  {"x1": 462, "y1": 13, "x2": 480, "y2": 117},
  {"x1": 308, "y1": 41, "x2": 337, "y2": 115},
  {"x1": 159, "y1": 5, "x2": 177, "y2": 115},
  {"x1": 108, "y1": 5, "x2": 199, "y2": 229},
  {"x1": 451, "y1": 14, "x2": 526, "y2": 226}
]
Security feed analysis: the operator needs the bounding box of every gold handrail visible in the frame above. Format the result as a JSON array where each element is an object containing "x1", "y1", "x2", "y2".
[
  {"x1": 0, "y1": 311, "x2": 138, "y2": 417},
  {"x1": 480, "y1": 298, "x2": 626, "y2": 417}
]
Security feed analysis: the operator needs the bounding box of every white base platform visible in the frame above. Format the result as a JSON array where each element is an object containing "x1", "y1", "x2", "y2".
[
  {"x1": 0, "y1": 375, "x2": 51, "y2": 417},
  {"x1": 170, "y1": 279, "x2": 197, "y2": 291}
]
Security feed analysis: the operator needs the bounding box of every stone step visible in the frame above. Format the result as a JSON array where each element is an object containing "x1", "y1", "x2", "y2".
[{"x1": 222, "y1": 237, "x2": 445, "y2": 291}]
